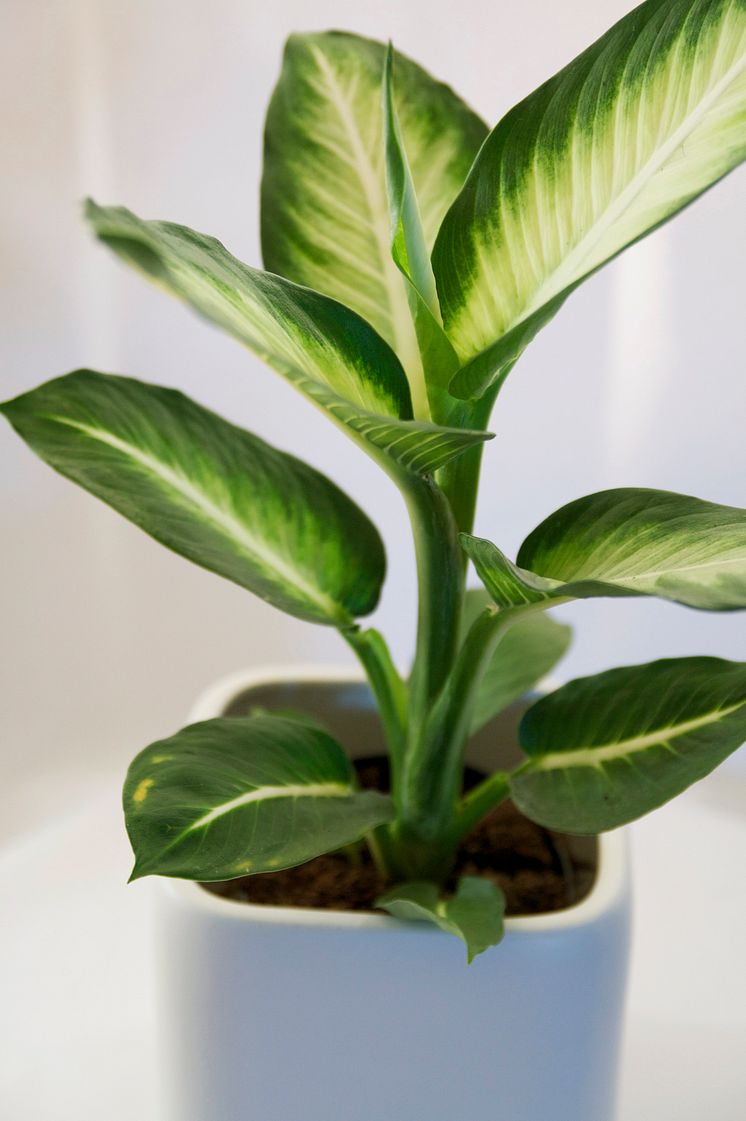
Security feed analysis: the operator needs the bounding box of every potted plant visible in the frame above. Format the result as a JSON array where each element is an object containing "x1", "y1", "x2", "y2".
[{"x1": 4, "y1": 0, "x2": 745, "y2": 1117}]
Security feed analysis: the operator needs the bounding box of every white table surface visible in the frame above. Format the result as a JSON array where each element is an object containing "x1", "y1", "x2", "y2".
[{"x1": 2, "y1": 773, "x2": 744, "y2": 1120}]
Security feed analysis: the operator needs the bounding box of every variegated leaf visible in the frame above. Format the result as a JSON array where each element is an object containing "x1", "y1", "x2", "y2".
[
  {"x1": 1, "y1": 371, "x2": 385, "y2": 626},
  {"x1": 463, "y1": 489, "x2": 746, "y2": 611},
  {"x1": 511, "y1": 658, "x2": 746, "y2": 832},
  {"x1": 518, "y1": 488, "x2": 746, "y2": 610},
  {"x1": 125, "y1": 714, "x2": 394, "y2": 880},
  {"x1": 433, "y1": 0, "x2": 746, "y2": 399},
  {"x1": 461, "y1": 536, "x2": 563, "y2": 608},
  {"x1": 383, "y1": 44, "x2": 461, "y2": 421},
  {"x1": 85, "y1": 201, "x2": 491, "y2": 475},
  {"x1": 261, "y1": 31, "x2": 487, "y2": 413}
]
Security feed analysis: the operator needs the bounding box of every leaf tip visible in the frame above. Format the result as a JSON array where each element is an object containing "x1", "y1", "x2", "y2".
[{"x1": 127, "y1": 855, "x2": 155, "y2": 883}]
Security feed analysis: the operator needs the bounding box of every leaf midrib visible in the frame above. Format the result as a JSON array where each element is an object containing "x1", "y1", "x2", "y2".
[
  {"x1": 48, "y1": 414, "x2": 348, "y2": 623},
  {"x1": 188, "y1": 781, "x2": 351, "y2": 832},
  {"x1": 308, "y1": 44, "x2": 427, "y2": 413},
  {"x1": 529, "y1": 699, "x2": 745, "y2": 771}
]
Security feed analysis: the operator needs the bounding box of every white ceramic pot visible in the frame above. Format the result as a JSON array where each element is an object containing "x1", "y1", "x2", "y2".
[{"x1": 156, "y1": 666, "x2": 631, "y2": 1121}]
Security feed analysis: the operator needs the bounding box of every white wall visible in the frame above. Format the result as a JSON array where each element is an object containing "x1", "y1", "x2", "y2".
[{"x1": 2, "y1": 0, "x2": 745, "y2": 840}]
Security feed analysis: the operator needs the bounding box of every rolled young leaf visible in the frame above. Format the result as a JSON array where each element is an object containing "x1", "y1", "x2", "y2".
[
  {"x1": 463, "y1": 488, "x2": 746, "y2": 610},
  {"x1": 261, "y1": 31, "x2": 487, "y2": 402},
  {"x1": 85, "y1": 201, "x2": 492, "y2": 476},
  {"x1": 376, "y1": 876, "x2": 506, "y2": 962},
  {"x1": 511, "y1": 657, "x2": 746, "y2": 832},
  {"x1": 1, "y1": 370, "x2": 385, "y2": 626},
  {"x1": 461, "y1": 590, "x2": 572, "y2": 733},
  {"x1": 382, "y1": 44, "x2": 462, "y2": 421},
  {"x1": 124, "y1": 714, "x2": 394, "y2": 880},
  {"x1": 433, "y1": 0, "x2": 746, "y2": 399}
]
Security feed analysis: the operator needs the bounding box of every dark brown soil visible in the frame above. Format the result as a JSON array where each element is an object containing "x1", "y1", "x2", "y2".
[{"x1": 203, "y1": 758, "x2": 596, "y2": 915}]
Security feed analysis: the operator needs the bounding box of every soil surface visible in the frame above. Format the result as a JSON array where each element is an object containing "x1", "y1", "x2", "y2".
[{"x1": 203, "y1": 757, "x2": 596, "y2": 914}]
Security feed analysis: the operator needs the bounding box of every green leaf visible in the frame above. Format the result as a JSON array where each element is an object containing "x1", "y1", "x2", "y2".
[
  {"x1": 86, "y1": 199, "x2": 408, "y2": 417},
  {"x1": 519, "y1": 488, "x2": 746, "y2": 610},
  {"x1": 261, "y1": 31, "x2": 487, "y2": 411},
  {"x1": 85, "y1": 200, "x2": 491, "y2": 476},
  {"x1": 1, "y1": 370, "x2": 384, "y2": 626},
  {"x1": 376, "y1": 876, "x2": 505, "y2": 962},
  {"x1": 433, "y1": 0, "x2": 746, "y2": 399},
  {"x1": 124, "y1": 714, "x2": 394, "y2": 880},
  {"x1": 383, "y1": 44, "x2": 462, "y2": 422},
  {"x1": 461, "y1": 539, "x2": 561, "y2": 608},
  {"x1": 461, "y1": 590, "x2": 572, "y2": 733},
  {"x1": 511, "y1": 657, "x2": 746, "y2": 832},
  {"x1": 464, "y1": 488, "x2": 746, "y2": 611}
]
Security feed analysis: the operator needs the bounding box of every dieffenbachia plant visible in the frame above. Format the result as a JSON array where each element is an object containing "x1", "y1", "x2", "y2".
[{"x1": 4, "y1": 0, "x2": 746, "y2": 961}]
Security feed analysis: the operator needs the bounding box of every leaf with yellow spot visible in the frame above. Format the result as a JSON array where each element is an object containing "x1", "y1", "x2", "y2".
[{"x1": 123, "y1": 713, "x2": 394, "y2": 880}]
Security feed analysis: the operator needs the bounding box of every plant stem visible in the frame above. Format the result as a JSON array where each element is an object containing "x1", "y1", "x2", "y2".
[
  {"x1": 436, "y1": 389, "x2": 500, "y2": 537},
  {"x1": 444, "y1": 771, "x2": 511, "y2": 851},
  {"x1": 343, "y1": 627, "x2": 409, "y2": 883},
  {"x1": 344, "y1": 627, "x2": 407, "y2": 781},
  {"x1": 403, "y1": 476, "x2": 464, "y2": 720},
  {"x1": 393, "y1": 603, "x2": 547, "y2": 878}
]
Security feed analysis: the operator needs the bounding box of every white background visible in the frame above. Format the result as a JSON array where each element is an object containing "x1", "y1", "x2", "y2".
[{"x1": 1, "y1": 1, "x2": 745, "y2": 1117}]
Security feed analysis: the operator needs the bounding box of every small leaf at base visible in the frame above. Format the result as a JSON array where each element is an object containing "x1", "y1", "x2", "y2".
[{"x1": 376, "y1": 876, "x2": 505, "y2": 962}]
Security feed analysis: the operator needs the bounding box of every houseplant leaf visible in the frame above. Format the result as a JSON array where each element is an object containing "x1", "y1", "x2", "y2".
[
  {"x1": 511, "y1": 657, "x2": 746, "y2": 832},
  {"x1": 461, "y1": 590, "x2": 572, "y2": 733},
  {"x1": 382, "y1": 44, "x2": 461, "y2": 421},
  {"x1": 376, "y1": 876, "x2": 506, "y2": 962},
  {"x1": 125, "y1": 714, "x2": 394, "y2": 880},
  {"x1": 1, "y1": 370, "x2": 384, "y2": 626},
  {"x1": 261, "y1": 30, "x2": 487, "y2": 406},
  {"x1": 84, "y1": 200, "x2": 491, "y2": 475},
  {"x1": 463, "y1": 488, "x2": 746, "y2": 610},
  {"x1": 433, "y1": 0, "x2": 746, "y2": 399},
  {"x1": 461, "y1": 536, "x2": 560, "y2": 607}
]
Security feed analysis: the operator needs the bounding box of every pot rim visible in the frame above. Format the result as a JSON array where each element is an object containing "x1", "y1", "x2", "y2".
[{"x1": 166, "y1": 663, "x2": 629, "y2": 936}]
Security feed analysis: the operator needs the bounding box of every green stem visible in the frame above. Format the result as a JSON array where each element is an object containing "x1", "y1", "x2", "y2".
[
  {"x1": 344, "y1": 627, "x2": 407, "y2": 781},
  {"x1": 394, "y1": 603, "x2": 546, "y2": 878},
  {"x1": 436, "y1": 389, "x2": 500, "y2": 537},
  {"x1": 403, "y1": 477, "x2": 464, "y2": 724},
  {"x1": 445, "y1": 771, "x2": 511, "y2": 851}
]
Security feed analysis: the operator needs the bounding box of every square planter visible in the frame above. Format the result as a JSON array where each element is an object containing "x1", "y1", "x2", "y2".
[{"x1": 156, "y1": 665, "x2": 631, "y2": 1121}]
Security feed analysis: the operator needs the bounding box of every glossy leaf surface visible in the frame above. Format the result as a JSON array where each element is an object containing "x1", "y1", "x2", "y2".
[
  {"x1": 85, "y1": 201, "x2": 491, "y2": 475},
  {"x1": 519, "y1": 488, "x2": 746, "y2": 610},
  {"x1": 382, "y1": 45, "x2": 461, "y2": 419},
  {"x1": 125, "y1": 714, "x2": 394, "y2": 880},
  {"x1": 262, "y1": 31, "x2": 486, "y2": 395},
  {"x1": 511, "y1": 658, "x2": 746, "y2": 832},
  {"x1": 433, "y1": 0, "x2": 746, "y2": 398},
  {"x1": 464, "y1": 489, "x2": 746, "y2": 611},
  {"x1": 377, "y1": 875, "x2": 505, "y2": 962},
  {"x1": 1, "y1": 371, "x2": 384, "y2": 626}
]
